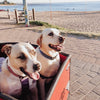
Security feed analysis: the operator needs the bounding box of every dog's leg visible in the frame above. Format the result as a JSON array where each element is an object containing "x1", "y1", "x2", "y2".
[{"x1": 38, "y1": 78, "x2": 46, "y2": 100}]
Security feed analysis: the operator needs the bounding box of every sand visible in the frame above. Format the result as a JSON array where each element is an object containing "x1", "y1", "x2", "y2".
[
  {"x1": 35, "y1": 11, "x2": 100, "y2": 33},
  {"x1": 1, "y1": 10, "x2": 100, "y2": 33}
]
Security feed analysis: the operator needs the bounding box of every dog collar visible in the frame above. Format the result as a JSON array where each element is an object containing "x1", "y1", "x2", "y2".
[
  {"x1": 6, "y1": 59, "x2": 25, "y2": 78},
  {"x1": 8, "y1": 65, "x2": 20, "y2": 78},
  {"x1": 7, "y1": 65, "x2": 26, "y2": 79},
  {"x1": 39, "y1": 49, "x2": 57, "y2": 60}
]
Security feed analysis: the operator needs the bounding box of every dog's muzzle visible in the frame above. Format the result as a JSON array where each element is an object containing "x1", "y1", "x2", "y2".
[
  {"x1": 49, "y1": 44, "x2": 62, "y2": 51},
  {"x1": 20, "y1": 64, "x2": 41, "y2": 80},
  {"x1": 49, "y1": 36, "x2": 65, "y2": 51},
  {"x1": 33, "y1": 63, "x2": 41, "y2": 72}
]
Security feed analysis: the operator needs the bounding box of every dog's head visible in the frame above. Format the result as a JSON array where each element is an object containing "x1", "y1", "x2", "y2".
[
  {"x1": 1, "y1": 43, "x2": 41, "y2": 80},
  {"x1": 37, "y1": 28, "x2": 65, "y2": 52}
]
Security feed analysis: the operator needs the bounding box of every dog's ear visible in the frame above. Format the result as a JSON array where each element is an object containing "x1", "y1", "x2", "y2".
[
  {"x1": 37, "y1": 34, "x2": 43, "y2": 47},
  {"x1": 1, "y1": 44, "x2": 12, "y2": 56}
]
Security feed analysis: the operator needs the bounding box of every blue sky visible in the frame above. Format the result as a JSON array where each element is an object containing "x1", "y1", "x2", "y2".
[{"x1": 0, "y1": 0, "x2": 100, "y2": 3}]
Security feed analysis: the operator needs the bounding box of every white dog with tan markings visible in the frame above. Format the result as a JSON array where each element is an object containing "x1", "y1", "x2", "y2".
[
  {"x1": 0, "y1": 43, "x2": 41, "y2": 100},
  {"x1": 36, "y1": 28, "x2": 65, "y2": 100}
]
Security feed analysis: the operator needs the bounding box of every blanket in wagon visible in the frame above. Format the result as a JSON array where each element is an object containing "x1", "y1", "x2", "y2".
[{"x1": 0, "y1": 57, "x2": 5, "y2": 72}]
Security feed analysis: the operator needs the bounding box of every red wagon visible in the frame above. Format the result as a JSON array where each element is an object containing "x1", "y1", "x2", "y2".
[{"x1": 0, "y1": 42, "x2": 71, "y2": 100}]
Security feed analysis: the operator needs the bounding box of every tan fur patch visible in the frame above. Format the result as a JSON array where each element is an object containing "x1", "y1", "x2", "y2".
[
  {"x1": 1, "y1": 44, "x2": 12, "y2": 56},
  {"x1": 37, "y1": 34, "x2": 43, "y2": 47}
]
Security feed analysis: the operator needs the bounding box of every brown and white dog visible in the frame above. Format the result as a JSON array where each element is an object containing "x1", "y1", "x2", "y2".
[
  {"x1": 36, "y1": 28, "x2": 65, "y2": 100},
  {"x1": 0, "y1": 43, "x2": 41, "y2": 100}
]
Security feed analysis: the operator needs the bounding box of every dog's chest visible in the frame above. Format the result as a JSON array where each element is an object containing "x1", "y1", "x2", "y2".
[
  {"x1": 39, "y1": 54, "x2": 60, "y2": 76},
  {"x1": 0, "y1": 75, "x2": 35, "y2": 96},
  {"x1": 8, "y1": 79, "x2": 22, "y2": 96},
  {"x1": 48, "y1": 58, "x2": 60, "y2": 72},
  {"x1": 0, "y1": 76, "x2": 22, "y2": 96}
]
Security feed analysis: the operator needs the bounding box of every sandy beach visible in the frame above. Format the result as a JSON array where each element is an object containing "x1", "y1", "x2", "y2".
[
  {"x1": 35, "y1": 11, "x2": 100, "y2": 33},
  {"x1": 0, "y1": 10, "x2": 100, "y2": 100},
  {"x1": 1, "y1": 11, "x2": 100, "y2": 33}
]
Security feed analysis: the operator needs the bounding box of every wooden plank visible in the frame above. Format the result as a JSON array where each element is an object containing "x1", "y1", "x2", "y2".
[
  {"x1": 32, "y1": 8, "x2": 35, "y2": 20},
  {"x1": 15, "y1": 9, "x2": 19, "y2": 24}
]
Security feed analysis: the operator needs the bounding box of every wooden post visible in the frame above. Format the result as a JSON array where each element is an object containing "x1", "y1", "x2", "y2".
[
  {"x1": 32, "y1": 8, "x2": 35, "y2": 20},
  {"x1": 7, "y1": 9, "x2": 10, "y2": 19},
  {"x1": 23, "y1": 0, "x2": 29, "y2": 26},
  {"x1": 15, "y1": 9, "x2": 18, "y2": 24}
]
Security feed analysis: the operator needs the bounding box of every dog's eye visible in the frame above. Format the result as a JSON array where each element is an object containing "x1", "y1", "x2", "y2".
[
  {"x1": 48, "y1": 32, "x2": 54, "y2": 36},
  {"x1": 17, "y1": 53, "x2": 26, "y2": 60}
]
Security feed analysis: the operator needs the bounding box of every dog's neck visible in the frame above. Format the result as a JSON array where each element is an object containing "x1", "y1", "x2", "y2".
[
  {"x1": 7, "y1": 58, "x2": 26, "y2": 77},
  {"x1": 39, "y1": 47, "x2": 59, "y2": 60}
]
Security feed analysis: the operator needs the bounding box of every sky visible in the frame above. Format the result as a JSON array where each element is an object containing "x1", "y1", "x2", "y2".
[{"x1": 0, "y1": 0, "x2": 100, "y2": 3}]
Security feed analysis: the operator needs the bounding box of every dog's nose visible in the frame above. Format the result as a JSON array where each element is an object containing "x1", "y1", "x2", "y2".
[
  {"x1": 33, "y1": 63, "x2": 41, "y2": 71},
  {"x1": 59, "y1": 36, "x2": 65, "y2": 43}
]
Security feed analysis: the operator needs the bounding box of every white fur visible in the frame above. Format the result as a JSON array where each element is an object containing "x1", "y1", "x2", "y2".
[
  {"x1": 36, "y1": 28, "x2": 65, "y2": 100},
  {"x1": 0, "y1": 43, "x2": 41, "y2": 100},
  {"x1": 36, "y1": 47, "x2": 60, "y2": 77}
]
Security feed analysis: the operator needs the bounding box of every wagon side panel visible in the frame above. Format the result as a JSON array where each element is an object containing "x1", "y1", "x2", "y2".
[{"x1": 47, "y1": 55, "x2": 70, "y2": 100}]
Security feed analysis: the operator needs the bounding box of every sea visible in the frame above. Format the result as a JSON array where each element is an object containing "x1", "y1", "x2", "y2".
[{"x1": 0, "y1": 1, "x2": 100, "y2": 12}]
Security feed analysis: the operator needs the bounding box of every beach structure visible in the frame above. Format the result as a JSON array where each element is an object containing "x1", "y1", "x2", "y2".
[
  {"x1": 15, "y1": 0, "x2": 35, "y2": 25},
  {"x1": 15, "y1": 0, "x2": 30, "y2": 26},
  {"x1": 0, "y1": 9, "x2": 10, "y2": 19},
  {"x1": 23, "y1": 0, "x2": 29, "y2": 26},
  {"x1": 15, "y1": 8, "x2": 35, "y2": 24}
]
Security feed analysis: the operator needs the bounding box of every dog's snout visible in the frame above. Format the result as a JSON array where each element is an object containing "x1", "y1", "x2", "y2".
[
  {"x1": 59, "y1": 36, "x2": 65, "y2": 43},
  {"x1": 33, "y1": 63, "x2": 41, "y2": 71}
]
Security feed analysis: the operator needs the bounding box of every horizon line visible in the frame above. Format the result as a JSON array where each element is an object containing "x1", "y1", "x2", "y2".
[{"x1": 15, "y1": 1, "x2": 100, "y2": 4}]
